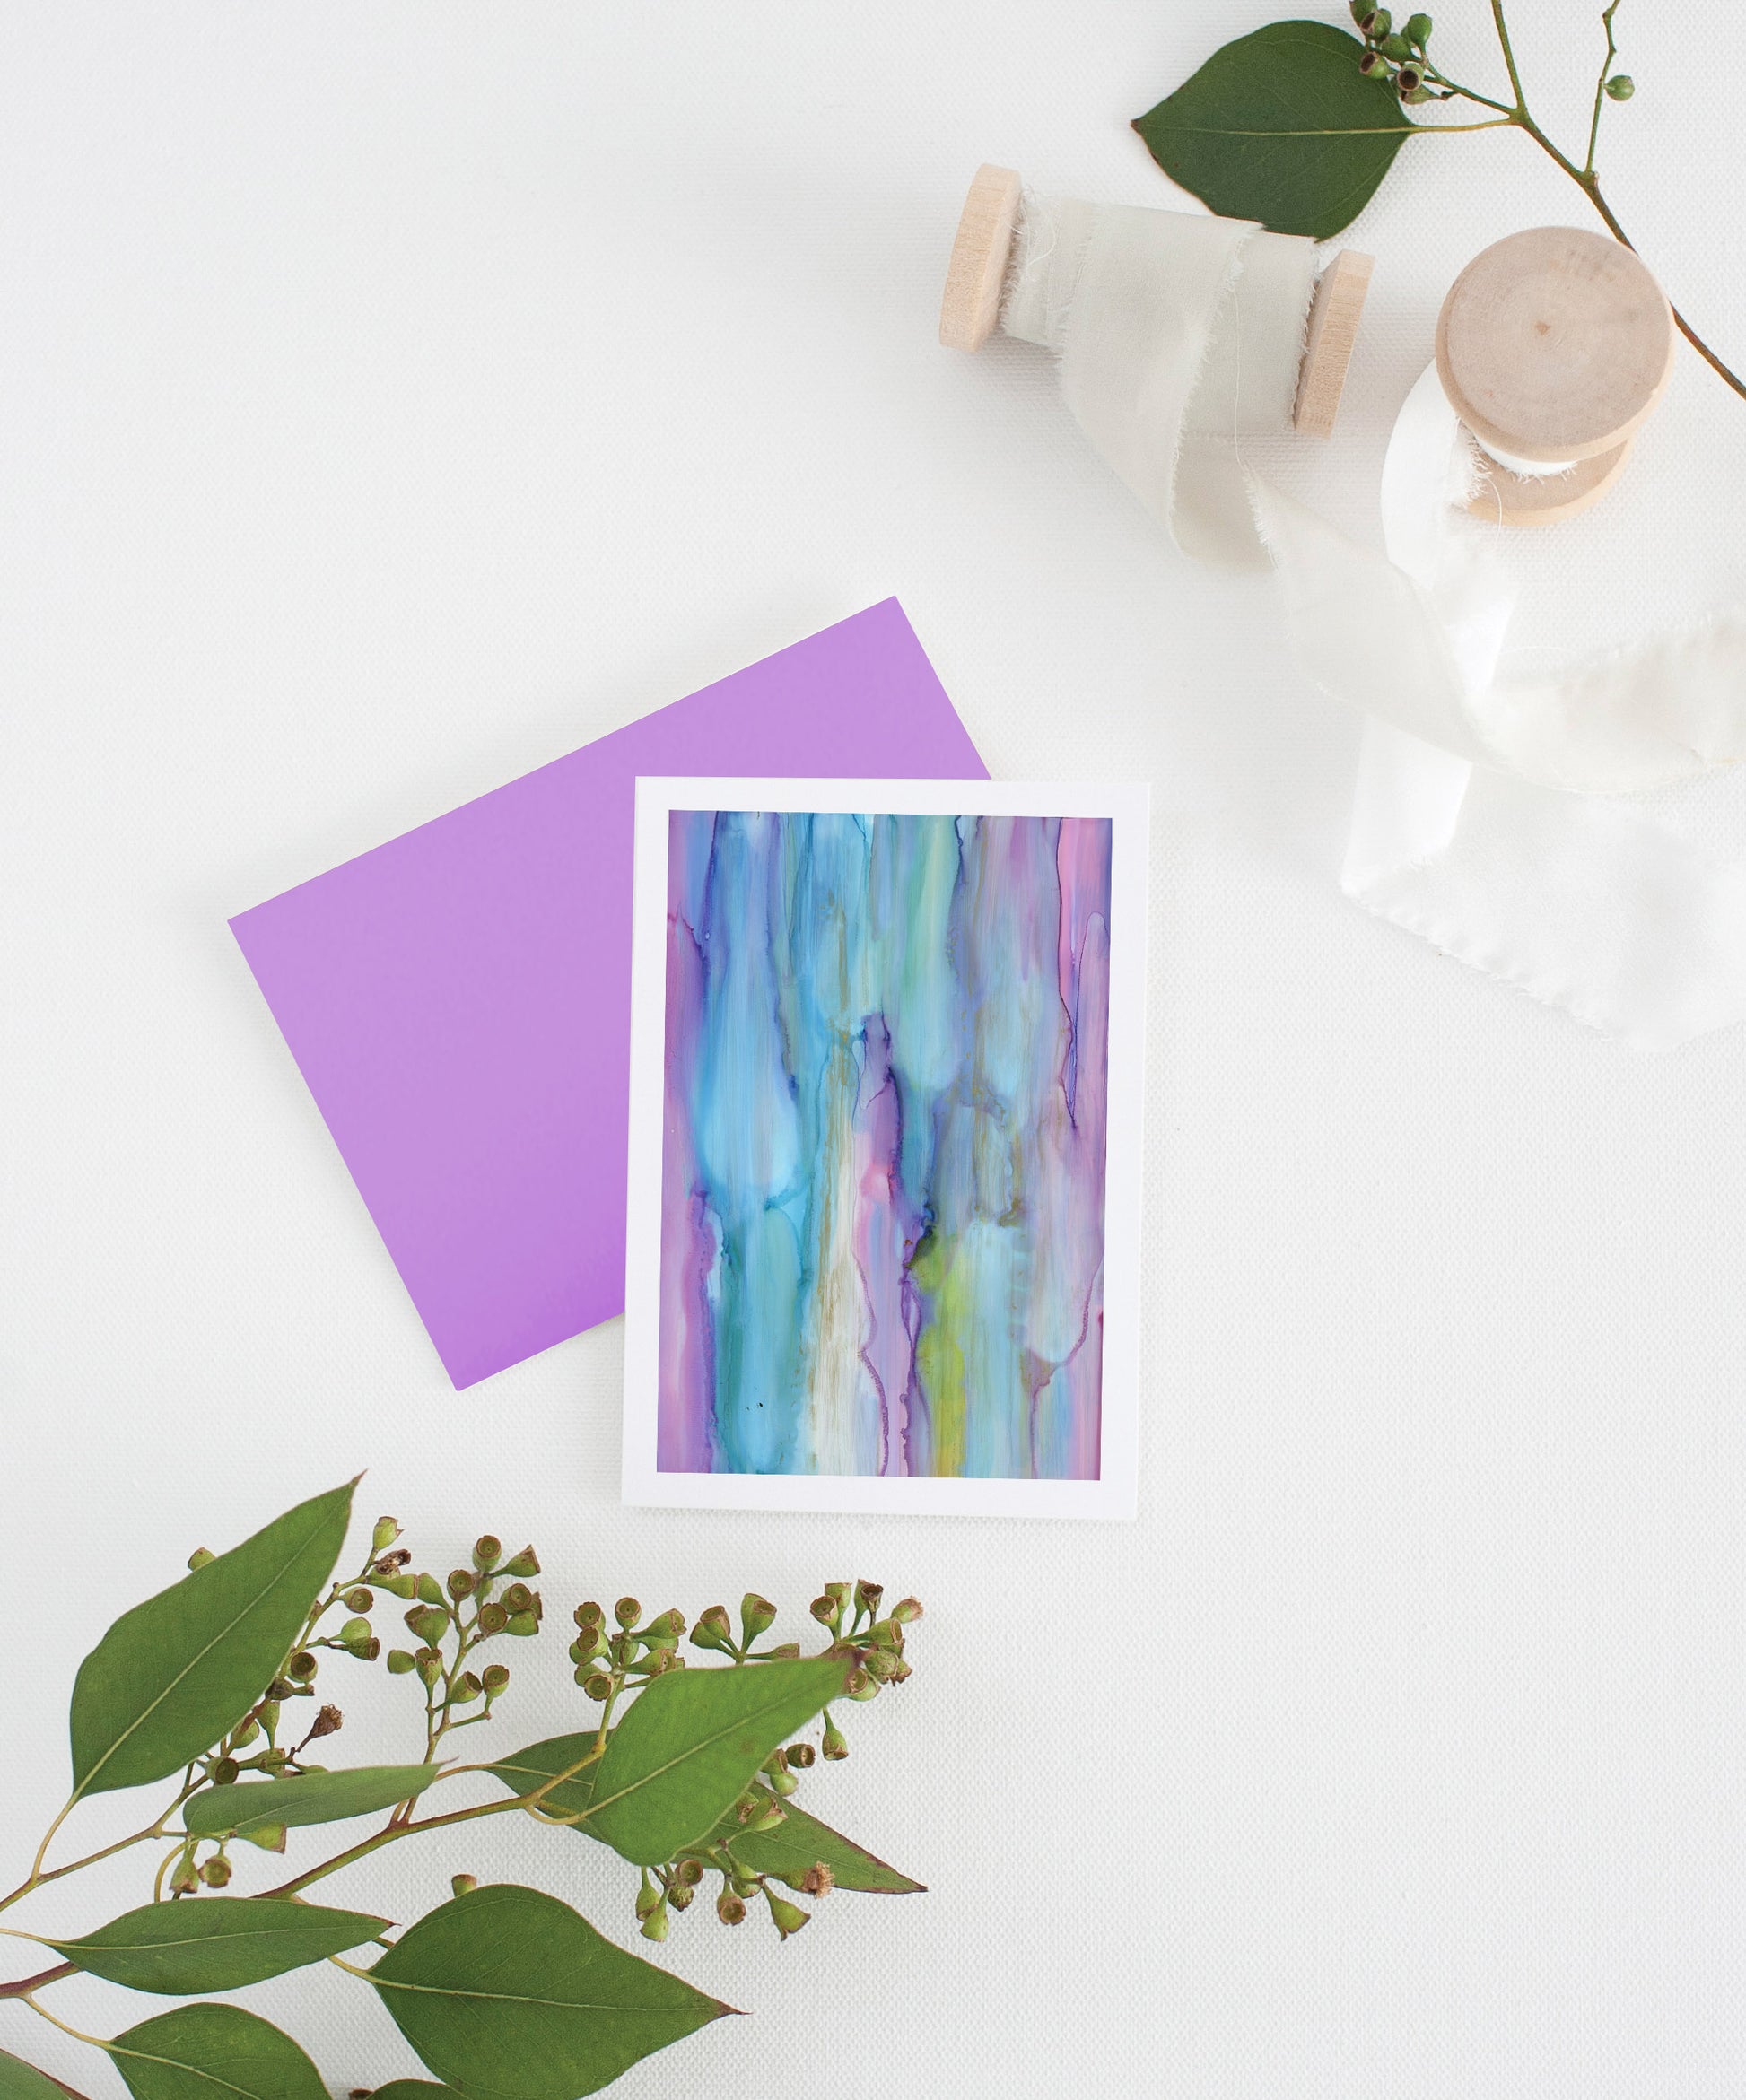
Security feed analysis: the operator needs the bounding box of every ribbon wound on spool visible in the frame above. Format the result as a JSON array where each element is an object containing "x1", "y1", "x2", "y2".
[
  {"x1": 1001, "y1": 194, "x2": 1320, "y2": 571},
  {"x1": 979, "y1": 192, "x2": 1746, "y2": 1046}
]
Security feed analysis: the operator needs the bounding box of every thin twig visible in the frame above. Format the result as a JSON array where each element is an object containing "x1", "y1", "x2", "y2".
[
  {"x1": 17, "y1": 1991, "x2": 112, "y2": 2052},
  {"x1": 0, "y1": 1961, "x2": 76, "y2": 2000},
  {"x1": 1585, "y1": 0, "x2": 1623, "y2": 175},
  {"x1": 1415, "y1": 4, "x2": 1746, "y2": 404},
  {"x1": 1487, "y1": 0, "x2": 1527, "y2": 109},
  {"x1": 0, "y1": 1814, "x2": 185, "y2": 1919},
  {"x1": 258, "y1": 1742, "x2": 607, "y2": 1899}
]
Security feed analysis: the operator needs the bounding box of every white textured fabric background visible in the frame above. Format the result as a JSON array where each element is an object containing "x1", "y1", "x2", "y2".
[{"x1": 4, "y1": 4, "x2": 1746, "y2": 2096}]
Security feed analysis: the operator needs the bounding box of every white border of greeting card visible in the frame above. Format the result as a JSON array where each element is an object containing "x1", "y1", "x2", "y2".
[{"x1": 622, "y1": 778, "x2": 1149, "y2": 1520}]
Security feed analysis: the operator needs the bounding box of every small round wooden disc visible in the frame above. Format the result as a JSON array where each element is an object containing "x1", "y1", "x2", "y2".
[
  {"x1": 1293, "y1": 248, "x2": 1374, "y2": 439},
  {"x1": 1464, "y1": 434, "x2": 1634, "y2": 527},
  {"x1": 1436, "y1": 226, "x2": 1674, "y2": 464},
  {"x1": 938, "y1": 163, "x2": 1023, "y2": 352}
]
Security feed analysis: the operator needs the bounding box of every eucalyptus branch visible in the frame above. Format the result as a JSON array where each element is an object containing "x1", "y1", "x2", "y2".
[
  {"x1": 0, "y1": 1960, "x2": 76, "y2": 2001},
  {"x1": 16, "y1": 1991, "x2": 112, "y2": 2055},
  {"x1": 257, "y1": 1795, "x2": 528, "y2": 1900},
  {"x1": 1, "y1": 1791, "x2": 195, "y2": 1919},
  {"x1": 1354, "y1": 2, "x2": 1746, "y2": 403},
  {"x1": 1586, "y1": 0, "x2": 1622, "y2": 173},
  {"x1": 21, "y1": 1805, "x2": 75, "y2": 1895},
  {"x1": 0, "y1": 1492, "x2": 925, "y2": 2100},
  {"x1": 259, "y1": 1741, "x2": 611, "y2": 1899},
  {"x1": 1487, "y1": 0, "x2": 1525, "y2": 109}
]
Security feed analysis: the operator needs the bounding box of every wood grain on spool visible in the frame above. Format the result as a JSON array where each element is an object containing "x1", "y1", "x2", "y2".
[
  {"x1": 1294, "y1": 249, "x2": 1374, "y2": 440},
  {"x1": 1436, "y1": 225, "x2": 1674, "y2": 466},
  {"x1": 1467, "y1": 438, "x2": 1635, "y2": 528},
  {"x1": 938, "y1": 163, "x2": 1023, "y2": 352}
]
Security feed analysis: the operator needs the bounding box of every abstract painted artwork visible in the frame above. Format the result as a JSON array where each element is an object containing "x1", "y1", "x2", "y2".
[{"x1": 624, "y1": 780, "x2": 1147, "y2": 1518}]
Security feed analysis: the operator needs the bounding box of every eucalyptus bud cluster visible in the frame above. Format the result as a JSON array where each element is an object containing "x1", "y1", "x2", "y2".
[
  {"x1": 260, "y1": 1542, "x2": 925, "y2": 1975},
  {"x1": 47, "y1": 1494, "x2": 932, "y2": 2100},
  {"x1": 1349, "y1": 0, "x2": 1443, "y2": 102},
  {"x1": 343, "y1": 1525, "x2": 544, "y2": 1750},
  {"x1": 572, "y1": 1596, "x2": 694, "y2": 1701},
  {"x1": 692, "y1": 1843, "x2": 818, "y2": 1941},
  {"x1": 336, "y1": 1614, "x2": 380, "y2": 1662},
  {"x1": 823, "y1": 1590, "x2": 922, "y2": 1745},
  {"x1": 689, "y1": 1602, "x2": 735, "y2": 1654},
  {"x1": 621, "y1": 1582, "x2": 926, "y2": 1944},
  {"x1": 629, "y1": 1853, "x2": 711, "y2": 1939}
]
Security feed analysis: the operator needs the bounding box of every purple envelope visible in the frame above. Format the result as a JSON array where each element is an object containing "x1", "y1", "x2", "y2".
[{"x1": 230, "y1": 601, "x2": 987, "y2": 1389}]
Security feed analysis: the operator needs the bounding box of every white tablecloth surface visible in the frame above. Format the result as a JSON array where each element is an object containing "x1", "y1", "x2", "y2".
[{"x1": 4, "y1": 5, "x2": 1745, "y2": 2095}]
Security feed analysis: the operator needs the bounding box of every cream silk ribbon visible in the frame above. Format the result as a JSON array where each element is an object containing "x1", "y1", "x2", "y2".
[{"x1": 1003, "y1": 194, "x2": 1746, "y2": 1047}]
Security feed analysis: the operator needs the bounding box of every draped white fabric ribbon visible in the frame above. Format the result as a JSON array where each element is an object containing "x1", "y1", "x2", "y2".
[{"x1": 1003, "y1": 195, "x2": 1746, "y2": 1047}]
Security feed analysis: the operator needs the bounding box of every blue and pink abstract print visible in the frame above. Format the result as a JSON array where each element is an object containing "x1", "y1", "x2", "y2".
[{"x1": 657, "y1": 809, "x2": 1111, "y2": 1479}]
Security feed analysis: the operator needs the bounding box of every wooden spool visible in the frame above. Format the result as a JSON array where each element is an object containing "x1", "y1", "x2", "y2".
[
  {"x1": 1436, "y1": 225, "x2": 1676, "y2": 527},
  {"x1": 938, "y1": 161, "x2": 1375, "y2": 440}
]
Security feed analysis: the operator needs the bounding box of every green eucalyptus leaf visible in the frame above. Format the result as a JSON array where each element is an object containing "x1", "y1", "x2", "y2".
[
  {"x1": 184, "y1": 1764, "x2": 440, "y2": 1838},
  {"x1": 1133, "y1": 21, "x2": 1416, "y2": 239},
  {"x1": 109, "y1": 2004, "x2": 327, "y2": 2100},
  {"x1": 70, "y1": 1483, "x2": 355, "y2": 1799},
  {"x1": 366, "y1": 2086, "x2": 465, "y2": 2100},
  {"x1": 694, "y1": 1788, "x2": 925, "y2": 1895},
  {"x1": 45, "y1": 1897, "x2": 388, "y2": 1995},
  {"x1": 491, "y1": 1735, "x2": 921, "y2": 1892},
  {"x1": 0, "y1": 2046, "x2": 74, "y2": 2100},
  {"x1": 366, "y1": 1884, "x2": 729, "y2": 2100},
  {"x1": 584, "y1": 1655, "x2": 851, "y2": 1866}
]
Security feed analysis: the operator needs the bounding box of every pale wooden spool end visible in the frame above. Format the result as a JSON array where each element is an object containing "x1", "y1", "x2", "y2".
[
  {"x1": 1436, "y1": 224, "x2": 1675, "y2": 526},
  {"x1": 938, "y1": 161, "x2": 1373, "y2": 440},
  {"x1": 1294, "y1": 248, "x2": 1375, "y2": 440},
  {"x1": 1467, "y1": 438, "x2": 1635, "y2": 529},
  {"x1": 938, "y1": 163, "x2": 1023, "y2": 352}
]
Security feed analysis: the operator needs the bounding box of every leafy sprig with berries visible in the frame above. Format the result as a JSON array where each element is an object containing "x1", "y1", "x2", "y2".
[
  {"x1": 0, "y1": 1482, "x2": 924, "y2": 2100},
  {"x1": 1134, "y1": 3, "x2": 1746, "y2": 403}
]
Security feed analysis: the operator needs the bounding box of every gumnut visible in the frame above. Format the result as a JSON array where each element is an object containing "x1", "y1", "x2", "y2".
[{"x1": 692, "y1": 1604, "x2": 734, "y2": 1651}]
